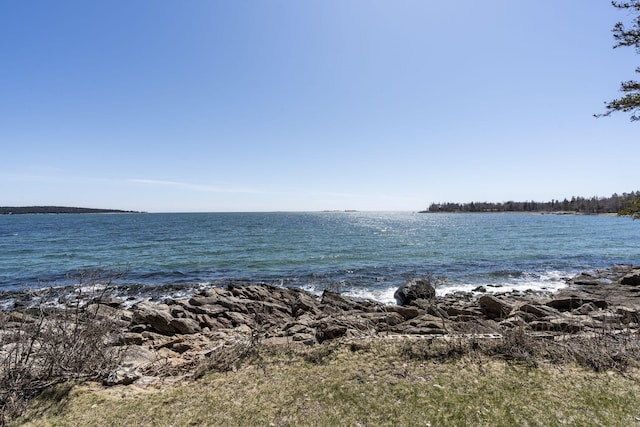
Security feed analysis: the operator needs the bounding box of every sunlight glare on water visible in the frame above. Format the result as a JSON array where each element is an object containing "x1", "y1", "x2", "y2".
[{"x1": 0, "y1": 212, "x2": 638, "y2": 303}]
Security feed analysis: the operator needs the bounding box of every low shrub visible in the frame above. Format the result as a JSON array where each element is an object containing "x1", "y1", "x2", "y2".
[{"x1": 0, "y1": 273, "x2": 125, "y2": 424}]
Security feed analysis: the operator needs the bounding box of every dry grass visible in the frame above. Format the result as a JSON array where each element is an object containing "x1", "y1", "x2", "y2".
[
  {"x1": 400, "y1": 327, "x2": 640, "y2": 373},
  {"x1": 14, "y1": 339, "x2": 640, "y2": 427},
  {"x1": 7, "y1": 271, "x2": 640, "y2": 426},
  {"x1": 0, "y1": 274, "x2": 125, "y2": 425}
]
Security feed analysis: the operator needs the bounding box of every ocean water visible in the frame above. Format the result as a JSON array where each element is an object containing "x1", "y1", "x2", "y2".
[{"x1": 0, "y1": 211, "x2": 639, "y2": 304}]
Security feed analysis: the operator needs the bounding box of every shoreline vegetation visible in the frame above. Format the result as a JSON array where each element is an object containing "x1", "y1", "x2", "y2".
[
  {"x1": 0, "y1": 206, "x2": 144, "y2": 215},
  {"x1": 422, "y1": 190, "x2": 640, "y2": 215},
  {"x1": 3, "y1": 265, "x2": 640, "y2": 425},
  {"x1": 3, "y1": 191, "x2": 639, "y2": 217}
]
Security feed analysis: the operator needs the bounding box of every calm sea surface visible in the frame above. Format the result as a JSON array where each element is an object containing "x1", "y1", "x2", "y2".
[{"x1": 0, "y1": 212, "x2": 639, "y2": 304}]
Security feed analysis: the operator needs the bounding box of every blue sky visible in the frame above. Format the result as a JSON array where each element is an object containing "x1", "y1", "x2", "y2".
[{"x1": 1, "y1": 1, "x2": 638, "y2": 212}]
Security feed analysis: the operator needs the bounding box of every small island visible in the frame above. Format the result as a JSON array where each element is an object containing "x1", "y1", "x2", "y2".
[{"x1": 0, "y1": 206, "x2": 144, "y2": 215}]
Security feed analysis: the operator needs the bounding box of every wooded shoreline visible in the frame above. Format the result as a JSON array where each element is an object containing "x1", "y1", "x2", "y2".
[
  {"x1": 424, "y1": 191, "x2": 640, "y2": 214},
  {"x1": 0, "y1": 206, "x2": 144, "y2": 215}
]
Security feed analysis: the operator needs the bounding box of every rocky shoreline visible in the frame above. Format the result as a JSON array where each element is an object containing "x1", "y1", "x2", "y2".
[{"x1": 3, "y1": 265, "x2": 640, "y2": 387}]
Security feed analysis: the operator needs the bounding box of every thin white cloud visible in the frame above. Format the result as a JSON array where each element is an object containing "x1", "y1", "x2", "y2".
[
  {"x1": 30, "y1": 165, "x2": 66, "y2": 173},
  {"x1": 3, "y1": 172, "x2": 68, "y2": 183},
  {"x1": 127, "y1": 179, "x2": 258, "y2": 194}
]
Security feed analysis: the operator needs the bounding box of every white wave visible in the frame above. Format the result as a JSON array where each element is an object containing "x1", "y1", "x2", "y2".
[
  {"x1": 0, "y1": 298, "x2": 16, "y2": 311},
  {"x1": 300, "y1": 283, "x2": 322, "y2": 296},
  {"x1": 436, "y1": 271, "x2": 569, "y2": 297},
  {"x1": 295, "y1": 271, "x2": 570, "y2": 305},
  {"x1": 343, "y1": 287, "x2": 398, "y2": 305}
]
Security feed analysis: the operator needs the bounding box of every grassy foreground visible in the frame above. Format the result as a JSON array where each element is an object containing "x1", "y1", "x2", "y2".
[{"x1": 13, "y1": 339, "x2": 640, "y2": 427}]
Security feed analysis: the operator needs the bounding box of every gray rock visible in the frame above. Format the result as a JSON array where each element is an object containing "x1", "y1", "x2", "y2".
[
  {"x1": 122, "y1": 332, "x2": 144, "y2": 345},
  {"x1": 119, "y1": 344, "x2": 157, "y2": 371},
  {"x1": 292, "y1": 294, "x2": 319, "y2": 317},
  {"x1": 292, "y1": 332, "x2": 316, "y2": 344},
  {"x1": 320, "y1": 291, "x2": 360, "y2": 312},
  {"x1": 478, "y1": 295, "x2": 513, "y2": 319},
  {"x1": 396, "y1": 326, "x2": 447, "y2": 335},
  {"x1": 84, "y1": 303, "x2": 131, "y2": 326},
  {"x1": 394, "y1": 278, "x2": 436, "y2": 306},
  {"x1": 616, "y1": 306, "x2": 640, "y2": 324},
  {"x1": 171, "y1": 341, "x2": 192, "y2": 354},
  {"x1": 588, "y1": 311, "x2": 623, "y2": 323},
  {"x1": 284, "y1": 323, "x2": 314, "y2": 336},
  {"x1": 445, "y1": 306, "x2": 483, "y2": 317},
  {"x1": 187, "y1": 303, "x2": 228, "y2": 317},
  {"x1": 188, "y1": 295, "x2": 219, "y2": 306},
  {"x1": 169, "y1": 317, "x2": 201, "y2": 335},
  {"x1": 315, "y1": 320, "x2": 348, "y2": 341},
  {"x1": 426, "y1": 304, "x2": 450, "y2": 319},
  {"x1": 132, "y1": 302, "x2": 177, "y2": 335},
  {"x1": 384, "y1": 304, "x2": 420, "y2": 320},
  {"x1": 501, "y1": 315, "x2": 526, "y2": 329},
  {"x1": 228, "y1": 284, "x2": 275, "y2": 301},
  {"x1": 5, "y1": 311, "x2": 37, "y2": 324},
  {"x1": 509, "y1": 310, "x2": 539, "y2": 323},
  {"x1": 93, "y1": 296, "x2": 124, "y2": 308},
  {"x1": 104, "y1": 366, "x2": 141, "y2": 386},
  {"x1": 224, "y1": 311, "x2": 254, "y2": 327},
  {"x1": 252, "y1": 300, "x2": 292, "y2": 316},
  {"x1": 572, "y1": 302, "x2": 598, "y2": 315},
  {"x1": 529, "y1": 318, "x2": 583, "y2": 333},
  {"x1": 362, "y1": 312, "x2": 405, "y2": 327},
  {"x1": 621, "y1": 269, "x2": 640, "y2": 286},
  {"x1": 571, "y1": 271, "x2": 612, "y2": 286},
  {"x1": 170, "y1": 305, "x2": 188, "y2": 318},
  {"x1": 546, "y1": 292, "x2": 607, "y2": 311},
  {"x1": 196, "y1": 314, "x2": 224, "y2": 329},
  {"x1": 216, "y1": 296, "x2": 250, "y2": 314},
  {"x1": 406, "y1": 314, "x2": 447, "y2": 330},
  {"x1": 518, "y1": 303, "x2": 559, "y2": 319}
]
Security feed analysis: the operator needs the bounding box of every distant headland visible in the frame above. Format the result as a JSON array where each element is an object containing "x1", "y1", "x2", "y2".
[
  {"x1": 421, "y1": 191, "x2": 640, "y2": 215},
  {"x1": 0, "y1": 206, "x2": 145, "y2": 215}
]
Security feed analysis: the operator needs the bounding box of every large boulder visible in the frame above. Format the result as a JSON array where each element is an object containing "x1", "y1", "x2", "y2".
[
  {"x1": 517, "y1": 303, "x2": 559, "y2": 319},
  {"x1": 188, "y1": 294, "x2": 219, "y2": 306},
  {"x1": 478, "y1": 295, "x2": 513, "y2": 319},
  {"x1": 616, "y1": 305, "x2": 640, "y2": 324},
  {"x1": 215, "y1": 295, "x2": 250, "y2": 314},
  {"x1": 315, "y1": 320, "x2": 348, "y2": 342},
  {"x1": 320, "y1": 291, "x2": 363, "y2": 312},
  {"x1": 394, "y1": 278, "x2": 436, "y2": 306},
  {"x1": 292, "y1": 294, "x2": 319, "y2": 317},
  {"x1": 384, "y1": 304, "x2": 420, "y2": 320},
  {"x1": 546, "y1": 291, "x2": 607, "y2": 311},
  {"x1": 105, "y1": 345, "x2": 158, "y2": 385},
  {"x1": 169, "y1": 317, "x2": 201, "y2": 335},
  {"x1": 362, "y1": 312, "x2": 406, "y2": 327},
  {"x1": 570, "y1": 271, "x2": 613, "y2": 286},
  {"x1": 228, "y1": 284, "x2": 275, "y2": 301},
  {"x1": 132, "y1": 302, "x2": 177, "y2": 335},
  {"x1": 621, "y1": 269, "x2": 640, "y2": 286}
]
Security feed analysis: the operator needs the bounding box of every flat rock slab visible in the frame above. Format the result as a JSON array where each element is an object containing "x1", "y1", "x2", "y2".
[{"x1": 566, "y1": 265, "x2": 640, "y2": 305}]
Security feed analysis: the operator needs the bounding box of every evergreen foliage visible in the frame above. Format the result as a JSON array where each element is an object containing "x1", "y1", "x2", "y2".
[
  {"x1": 0, "y1": 206, "x2": 141, "y2": 215},
  {"x1": 598, "y1": 1, "x2": 640, "y2": 121},
  {"x1": 425, "y1": 191, "x2": 640, "y2": 214},
  {"x1": 619, "y1": 197, "x2": 640, "y2": 219}
]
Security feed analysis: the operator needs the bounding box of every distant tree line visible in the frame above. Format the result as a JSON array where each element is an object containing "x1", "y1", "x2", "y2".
[
  {"x1": 425, "y1": 191, "x2": 640, "y2": 214},
  {"x1": 0, "y1": 206, "x2": 143, "y2": 215}
]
